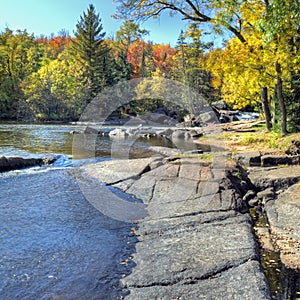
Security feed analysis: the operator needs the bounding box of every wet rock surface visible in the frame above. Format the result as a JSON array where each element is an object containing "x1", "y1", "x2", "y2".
[
  {"x1": 83, "y1": 156, "x2": 271, "y2": 299},
  {"x1": 265, "y1": 183, "x2": 300, "y2": 269},
  {"x1": 245, "y1": 162, "x2": 300, "y2": 298},
  {"x1": 0, "y1": 155, "x2": 63, "y2": 172}
]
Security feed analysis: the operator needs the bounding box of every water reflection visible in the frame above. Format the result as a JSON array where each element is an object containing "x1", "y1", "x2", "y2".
[
  {"x1": 0, "y1": 124, "x2": 75, "y2": 157},
  {"x1": 0, "y1": 123, "x2": 184, "y2": 159}
]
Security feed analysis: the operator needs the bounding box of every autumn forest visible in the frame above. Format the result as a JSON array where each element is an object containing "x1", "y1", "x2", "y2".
[{"x1": 1, "y1": 1, "x2": 300, "y2": 134}]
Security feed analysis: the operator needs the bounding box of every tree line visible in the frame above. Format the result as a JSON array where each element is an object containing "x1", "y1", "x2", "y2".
[
  {"x1": 0, "y1": 4, "x2": 215, "y2": 122},
  {"x1": 1, "y1": 2, "x2": 300, "y2": 134},
  {"x1": 114, "y1": 0, "x2": 300, "y2": 134}
]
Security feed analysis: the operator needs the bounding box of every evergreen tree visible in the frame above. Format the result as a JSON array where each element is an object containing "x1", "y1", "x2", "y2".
[{"x1": 72, "y1": 4, "x2": 110, "y2": 99}]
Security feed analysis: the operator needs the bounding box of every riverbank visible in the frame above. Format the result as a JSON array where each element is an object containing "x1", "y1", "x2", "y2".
[
  {"x1": 81, "y1": 154, "x2": 272, "y2": 298},
  {"x1": 1, "y1": 121, "x2": 299, "y2": 298},
  {"x1": 80, "y1": 128, "x2": 300, "y2": 299}
]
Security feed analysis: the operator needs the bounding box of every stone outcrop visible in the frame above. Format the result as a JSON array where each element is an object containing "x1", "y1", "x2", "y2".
[
  {"x1": 248, "y1": 165, "x2": 300, "y2": 271},
  {"x1": 236, "y1": 151, "x2": 300, "y2": 167},
  {"x1": 248, "y1": 165, "x2": 300, "y2": 192},
  {"x1": 82, "y1": 156, "x2": 271, "y2": 299}
]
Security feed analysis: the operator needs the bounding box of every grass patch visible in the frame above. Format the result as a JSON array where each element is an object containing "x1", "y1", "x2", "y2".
[
  {"x1": 241, "y1": 133, "x2": 265, "y2": 145},
  {"x1": 222, "y1": 130, "x2": 300, "y2": 153},
  {"x1": 171, "y1": 152, "x2": 213, "y2": 161}
]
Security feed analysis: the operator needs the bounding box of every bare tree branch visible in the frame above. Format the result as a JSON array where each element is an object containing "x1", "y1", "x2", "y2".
[{"x1": 115, "y1": 0, "x2": 247, "y2": 43}]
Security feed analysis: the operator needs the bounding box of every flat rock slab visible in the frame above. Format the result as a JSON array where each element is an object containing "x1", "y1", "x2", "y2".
[
  {"x1": 265, "y1": 183, "x2": 300, "y2": 269},
  {"x1": 84, "y1": 157, "x2": 160, "y2": 190},
  {"x1": 82, "y1": 157, "x2": 271, "y2": 299},
  {"x1": 125, "y1": 260, "x2": 270, "y2": 300},
  {"x1": 122, "y1": 213, "x2": 257, "y2": 288},
  {"x1": 248, "y1": 165, "x2": 300, "y2": 191}
]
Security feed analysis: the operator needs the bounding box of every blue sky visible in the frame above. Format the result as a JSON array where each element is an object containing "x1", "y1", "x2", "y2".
[{"x1": 0, "y1": 0, "x2": 188, "y2": 45}]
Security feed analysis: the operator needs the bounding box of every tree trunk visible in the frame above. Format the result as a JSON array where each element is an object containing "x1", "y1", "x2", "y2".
[
  {"x1": 275, "y1": 61, "x2": 288, "y2": 135},
  {"x1": 271, "y1": 88, "x2": 277, "y2": 124},
  {"x1": 261, "y1": 86, "x2": 272, "y2": 131}
]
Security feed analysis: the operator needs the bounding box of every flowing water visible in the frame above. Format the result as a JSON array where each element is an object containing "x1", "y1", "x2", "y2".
[{"x1": 0, "y1": 123, "x2": 175, "y2": 299}]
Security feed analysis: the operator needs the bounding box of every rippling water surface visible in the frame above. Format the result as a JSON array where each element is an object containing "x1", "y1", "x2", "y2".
[
  {"x1": 0, "y1": 168, "x2": 136, "y2": 299},
  {"x1": 0, "y1": 123, "x2": 150, "y2": 299},
  {"x1": 0, "y1": 123, "x2": 76, "y2": 158}
]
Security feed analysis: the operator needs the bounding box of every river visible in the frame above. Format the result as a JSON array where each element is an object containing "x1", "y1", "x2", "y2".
[{"x1": 0, "y1": 123, "x2": 158, "y2": 299}]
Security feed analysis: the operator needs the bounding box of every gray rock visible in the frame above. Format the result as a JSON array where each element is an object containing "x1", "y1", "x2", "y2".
[
  {"x1": 243, "y1": 190, "x2": 256, "y2": 202},
  {"x1": 249, "y1": 197, "x2": 259, "y2": 207},
  {"x1": 0, "y1": 156, "x2": 43, "y2": 172},
  {"x1": 149, "y1": 146, "x2": 181, "y2": 157},
  {"x1": 171, "y1": 129, "x2": 191, "y2": 140},
  {"x1": 84, "y1": 126, "x2": 99, "y2": 134},
  {"x1": 148, "y1": 112, "x2": 169, "y2": 124},
  {"x1": 198, "y1": 110, "x2": 219, "y2": 124},
  {"x1": 156, "y1": 128, "x2": 174, "y2": 138},
  {"x1": 257, "y1": 187, "x2": 274, "y2": 204},
  {"x1": 248, "y1": 166, "x2": 300, "y2": 191},
  {"x1": 122, "y1": 213, "x2": 257, "y2": 288},
  {"x1": 235, "y1": 151, "x2": 261, "y2": 167},
  {"x1": 261, "y1": 155, "x2": 300, "y2": 167},
  {"x1": 124, "y1": 260, "x2": 270, "y2": 300},
  {"x1": 82, "y1": 157, "x2": 271, "y2": 298},
  {"x1": 83, "y1": 157, "x2": 157, "y2": 189}
]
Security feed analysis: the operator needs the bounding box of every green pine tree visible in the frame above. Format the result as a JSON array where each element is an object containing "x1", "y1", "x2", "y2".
[{"x1": 72, "y1": 4, "x2": 109, "y2": 99}]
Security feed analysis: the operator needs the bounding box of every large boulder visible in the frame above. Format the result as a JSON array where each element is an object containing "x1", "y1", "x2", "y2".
[
  {"x1": 156, "y1": 128, "x2": 174, "y2": 139},
  {"x1": 198, "y1": 110, "x2": 219, "y2": 125},
  {"x1": 84, "y1": 126, "x2": 99, "y2": 134}
]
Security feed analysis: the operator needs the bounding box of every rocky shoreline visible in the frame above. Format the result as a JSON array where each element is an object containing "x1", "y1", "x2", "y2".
[
  {"x1": 2, "y1": 123, "x2": 299, "y2": 298},
  {"x1": 81, "y1": 154, "x2": 266, "y2": 298},
  {"x1": 80, "y1": 141, "x2": 300, "y2": 299}
]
